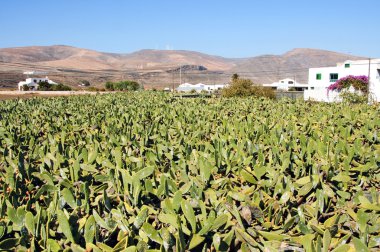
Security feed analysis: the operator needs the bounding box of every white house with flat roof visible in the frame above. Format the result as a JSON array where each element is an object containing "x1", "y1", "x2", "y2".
[
  {"x1": 176, "y1": 83, "x2": 226, "y2": 93},
  {"x1": 18, "y1": 71, "x2": 57, "y2": 91},
  {"x1": 304, "y1": 59, "x2": 380, "y2": 102},
  {"x1": 263, "y1": 78, "x2": 308, "y2": 91},
  {"x1": 18, "y1": 77, "x2": 57, "y2": 91}
]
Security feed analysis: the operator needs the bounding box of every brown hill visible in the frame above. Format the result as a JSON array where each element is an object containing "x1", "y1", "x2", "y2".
[
  {"x1": 0, "y1": 45, "x2": 233, "y2": 71},
  {"x1": 231, "y1": 48, "x2": 364, "y2": 83},
  {"x1": 0, "y1": 45, "x2": 364, "y2": 89}
]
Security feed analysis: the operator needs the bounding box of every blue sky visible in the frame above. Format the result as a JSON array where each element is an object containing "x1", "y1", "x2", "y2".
[{"x1": 0, "y1": 0, "x2": 379, "y2": 58}]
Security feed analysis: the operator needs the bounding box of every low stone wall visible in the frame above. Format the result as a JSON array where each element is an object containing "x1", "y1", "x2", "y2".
[{"x1": 275, "y1": 91, "x2": 304, "y2": 100}]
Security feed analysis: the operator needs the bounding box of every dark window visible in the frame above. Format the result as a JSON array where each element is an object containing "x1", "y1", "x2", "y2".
[
  {"x1": 330, "y1": 73, "x2": 339, "y2": 82},
  {"x1": 316, "y1": 73, "x2": 322, "y2": 80},
  {"x1": 311, "y1": 87, "x2": 315, "y2": 90},
  {"x1": 33, "y1": 79, "x2": 37, "y2": 83},
  {"x1": 345, "y1": 63, "x2": 350, "y2": 68},
  {"x1": 288, "y1": 81, "x2": 294, "y2": 84}
]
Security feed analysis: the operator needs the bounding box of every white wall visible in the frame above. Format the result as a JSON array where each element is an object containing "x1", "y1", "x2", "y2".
[
  {"x1": 263, "y1": 78, "x2": 308, "y2": 91},
  {"x1": 18, "y1": 77, "x2": 57, "y2": 91},
  {"x1": 304, "y1": 89, "x2": 341, "y2": 102},
  {"x1": 176, "y1": 83, "x2": 226, "y2": 93},
  {"x1": 306, "y1": 59, "x2": 380, "y2": 102}
]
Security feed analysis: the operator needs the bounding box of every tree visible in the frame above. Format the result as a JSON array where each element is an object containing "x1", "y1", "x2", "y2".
[
  {"x1": 104, "y1": 80, "x2": 141, "y2": 91},
  {"x1": 38, "y1": 81, "x2": 52, "y2": 91},
  {"x1": 127, "y1": 81, "x2": 140, "y2": 91},
  {"x1": 38, "y1": 81, "x2": 72, "y2": 91},
  {"x1": 52, "y1": 83, "x2": 72, "y2": 91},
  {"x1": 222, "y1": 75, "x2": 275, "y2": 98},
  {"x1": 223, "y1": 78, "x2": 254, "y2": 97},
  {"x1": 231, "y1": 73, "x2": 239, "y2": 82},
  {"x1": 105, "y1": 82, "x2": 114, "y2": 91}
]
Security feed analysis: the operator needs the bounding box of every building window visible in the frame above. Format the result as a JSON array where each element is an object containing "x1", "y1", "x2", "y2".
[
  {"x1": 33, "y1": 79, "x2": 37, "y2": 83},
  {"x1": 288, "y1": 81, "x2": 294, "y2": 84},
  {"x1": 330, "y1": 73, "x2": 339, "y2": 82},
  {"x1": 316, "y1": 73, "x2": 322, "y2": 80},
  {"x1": 345, "y1": 63, "x2": 350, "y2": 68},
  {"x1": 310, "y1": 87, "x2": 315, "y2": 90}
]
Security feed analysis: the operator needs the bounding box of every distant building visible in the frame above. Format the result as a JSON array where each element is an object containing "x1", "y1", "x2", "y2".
[
  {"x1": 18, "y1": 72, "x2": 57, "y2": 91},
  {"x1": 263, "y1": 78, "x2": 308, "y2": 91},
  {"x1": 176, "y1": 83, "x2": 226, "y2": 93},
  {"x1": 304, "y1": 59, "x2": 380, "y2": 102}
]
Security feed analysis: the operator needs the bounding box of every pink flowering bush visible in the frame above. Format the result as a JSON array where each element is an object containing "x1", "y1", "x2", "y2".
[
  {"x1": 327, "y1": 75, "x2": 369, "y2": 103},
  {"x1": 327, "y1": 75, "x2": 369, "y2": 93}
]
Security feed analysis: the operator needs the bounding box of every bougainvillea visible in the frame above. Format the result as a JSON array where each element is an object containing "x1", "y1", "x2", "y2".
[{"x1": 327, "y1": 75, "x2": 369, "y2": 93}]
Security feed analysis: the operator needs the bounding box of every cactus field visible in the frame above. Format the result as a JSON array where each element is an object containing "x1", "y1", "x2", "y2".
[{"x1": 0, "y1": 93, "x2": 379, "y2": 251}]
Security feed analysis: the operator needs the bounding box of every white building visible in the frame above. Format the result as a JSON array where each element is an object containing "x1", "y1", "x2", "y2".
[
  {"x1": 263, "y1": 78, "x2": 308, "y2": 91},
  {"x1": 18, "y1": 71, "x2": 57, "y2": 91},
  {"x1": 176, "y1": 83, "x2": 226, "y2": 93},
  {"x1": 304, "y1": 59, "x2": 380, "y2": 102}
]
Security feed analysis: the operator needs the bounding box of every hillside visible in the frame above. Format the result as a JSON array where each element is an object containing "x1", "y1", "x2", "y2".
[
  {"x1": 231, "y1": 48, "x2": 364, "y2": 83},
  {"x1": 0, "y1": 46, "x2": 233, "y2": 71},
  {"x1": 0, "y1": 45, "x2": 364, "y2": 89}
]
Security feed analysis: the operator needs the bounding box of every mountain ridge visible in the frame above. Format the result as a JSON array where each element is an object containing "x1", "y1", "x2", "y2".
[{"x1": 0, "y1": 45, "x2": 365, "y2": 88}]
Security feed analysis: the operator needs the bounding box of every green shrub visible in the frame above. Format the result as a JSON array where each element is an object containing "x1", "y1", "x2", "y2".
[
  {"x1": 38, "y1": 81, "x2": 52, "y2": 91},
  {"x1": 86, "y1": 87, "x2": 100, "y2": 92},
  {"x1": 105, "y1": 81, "x2": 114, "y2": 91},
  {"x1": 222, "y1": 77, "x2": 275, "y2": 98},
  {"x1": 51, "y1": 83, "x2": 72, "y2": 91},
  {"x1": 340, "y1": 90, "x2": 368, "y2": 104},
  {"x1": 105, "y1": 80, "x2": 141, "y2": 91},
  {"x1": 37, "y1": 81, "x2": 71, "y2": 91},
  {"x1": 251, "y1": 85, "x2": 276, "y2": 99}
]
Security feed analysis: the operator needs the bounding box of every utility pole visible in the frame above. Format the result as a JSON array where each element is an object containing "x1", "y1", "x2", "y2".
[
  {"x1": 368, "y1": 58, "x2": 371, "y2": 82},
  {"x1": 172, "y1": 70, "x2": 174, "y2": 92},
  {"x1": 180, "y1": 65, "x2": 182, "y2": 85},
  {"x1": 368, "y1": 58, "x2": 371, "y2": 103}
]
